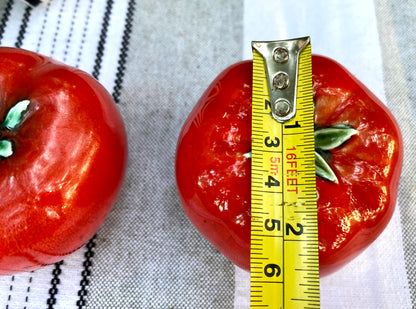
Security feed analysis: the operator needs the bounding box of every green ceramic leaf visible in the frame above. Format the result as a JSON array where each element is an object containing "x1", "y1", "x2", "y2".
[
  {"x1": 0, "y1": 140, "x2": 13, "y2": 158},
  {"x1": 315, "y1": 125, "x2": 357, "y2": 151},
  {"x1": 2, "y1": 99, "x2": 30, "y2": 130},
  {"x1": 315, "y1": 151, "x2": 338, "y2": 183}
]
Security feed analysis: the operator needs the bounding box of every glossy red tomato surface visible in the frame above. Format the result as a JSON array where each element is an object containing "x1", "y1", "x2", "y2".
[
  {"x1": 0, "y1": 47, "x2": 128, "y2": 275},
  {"x1": 175, "y1": 55, "x2": 403, "y2": 276}
]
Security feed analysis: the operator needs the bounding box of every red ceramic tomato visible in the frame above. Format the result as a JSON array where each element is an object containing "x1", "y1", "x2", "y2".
[
  {"x1": 0, "y1": 47, "x2": 128, "y2": 275},
  {"x1": 175, "y1": 56, "x2": 403, "y2": 276}
]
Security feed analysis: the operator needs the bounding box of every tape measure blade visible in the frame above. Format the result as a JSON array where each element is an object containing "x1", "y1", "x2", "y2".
[{"x1": 250, "y1": 41, "x2": 320, "y2": 308}]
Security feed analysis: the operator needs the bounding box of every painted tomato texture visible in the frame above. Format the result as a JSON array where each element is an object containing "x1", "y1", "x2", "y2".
[
  {"x1": 175, "y1": 56, "x2": 403, "y2": 276},
  {"x1": 0, "y1": 47, "x2": 128, "y2": 275}
]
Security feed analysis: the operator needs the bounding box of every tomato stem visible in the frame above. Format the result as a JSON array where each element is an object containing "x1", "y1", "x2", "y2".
[
  {"x1": 2, "y1": 99, "x2": 30, "y2": 130},
  {"x1": 314, "y1": 124, "x2": 357, "y2": 183},
  {"x1": 0, "y1": 99, "x2": 31, "y2": 158},
  {"x1": 0, "y1": 140, "x2": 13, "y2": 158}
]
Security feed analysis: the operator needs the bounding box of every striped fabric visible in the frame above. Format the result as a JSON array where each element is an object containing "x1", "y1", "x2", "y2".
[{"x1": 0, "y1": 0, "x2": 415, "y2": 308}]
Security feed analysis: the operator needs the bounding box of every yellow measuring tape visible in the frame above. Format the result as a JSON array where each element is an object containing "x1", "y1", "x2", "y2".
[{"x1": 250, "y1": 37, "x2": 320, "y2": 308}]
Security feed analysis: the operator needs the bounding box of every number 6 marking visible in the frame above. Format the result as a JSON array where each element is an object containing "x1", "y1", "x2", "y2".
[{"x1": 264, "y1": 263, "x2": 281, "y2": 277}]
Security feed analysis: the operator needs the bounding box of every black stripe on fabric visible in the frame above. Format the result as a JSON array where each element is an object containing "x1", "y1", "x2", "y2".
[
  {"x1": 92, "y1": 0, "x2": 114, "y2": 80},
  {"x1": 6, "y1": 275, "x2": 15, "y2": 309},
  {"x1": 24, "y1": 275, "x2": 33, "y2": 306},
  {"x1": 0, "y1": 0, "x2": 14, "y2": 44},
  {"x1": 46, "y1": 261, "x2": 64, "y2": 309},
  {"x1": 15, "y1": 5, "x2": 32, "y2": 48},
  {"x1": 76, "y1": 235, "x2": 97, "y2": 308},
  {"x1": 74, "y1": 1, "x2": 115, "y2": 304},
  {"x1": 112, "y1": 0, "x2": 136, "y2": 103},
  {"x1": 75, "y1": 0, "x2": 93, "y2": 68},
  {"x1": 45, "y1": 1, "x2": 95, "y2": 307},
  {"x1": 35, "y1": 0, "x2": 51, "y2": 53},
  {"x1": 63, "y1": 0, "x2": 80, "y2": 63},
  {"x1": 50, "y1": 0, "x2": 65, "y2": 57}
]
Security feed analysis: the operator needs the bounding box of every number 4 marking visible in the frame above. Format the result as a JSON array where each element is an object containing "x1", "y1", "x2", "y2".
[{"x1": 265, "y1": 175, "x2": 280, "y2": 188}]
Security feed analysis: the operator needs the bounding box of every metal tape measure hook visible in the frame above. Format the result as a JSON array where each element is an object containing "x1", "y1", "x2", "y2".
[{"x1": 252, "y1": 36, "x2": 310, "y2": 123}]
